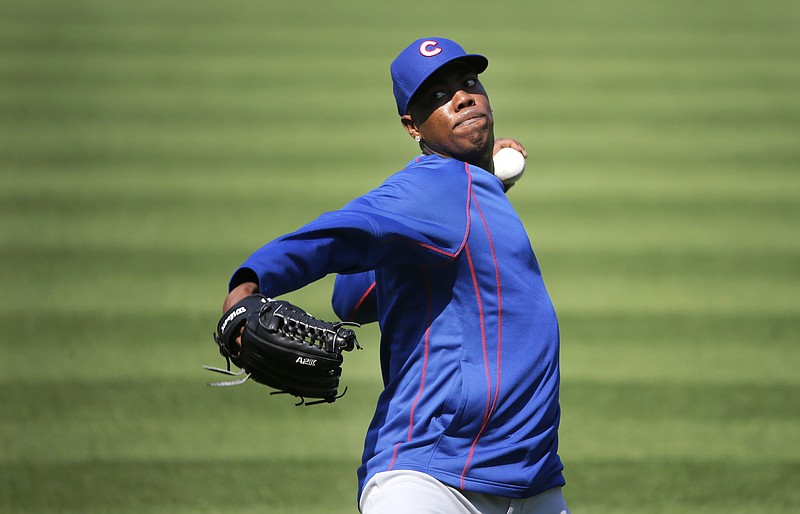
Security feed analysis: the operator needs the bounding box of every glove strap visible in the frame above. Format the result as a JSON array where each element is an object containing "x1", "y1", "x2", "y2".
[{"x1": 201, "y1": 365, "x2": 252, "y2": 387}]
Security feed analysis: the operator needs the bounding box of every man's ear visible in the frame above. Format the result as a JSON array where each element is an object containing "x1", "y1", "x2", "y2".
[{"x1": 400, "y1": 114, "x2": 421, "y2": 141}]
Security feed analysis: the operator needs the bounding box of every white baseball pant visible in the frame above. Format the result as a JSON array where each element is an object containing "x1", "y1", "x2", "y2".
[{"x1": 360, "y1": 470, "x2": 570, "y2": 514}]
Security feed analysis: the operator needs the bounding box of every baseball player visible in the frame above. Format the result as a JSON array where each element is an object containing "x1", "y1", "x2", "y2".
[{"x1": 222, "y1": 37, "x2": 569, "y2": 513}]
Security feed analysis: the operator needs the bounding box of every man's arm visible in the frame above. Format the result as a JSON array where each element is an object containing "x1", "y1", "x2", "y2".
[{"x1": 223, "y1": 280, "x2": 259, "y2": 313}]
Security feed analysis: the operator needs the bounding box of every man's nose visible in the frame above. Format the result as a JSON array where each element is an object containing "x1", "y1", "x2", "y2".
[{"x1": 453, "y1": 90, "x2": 476, "y2": 111}]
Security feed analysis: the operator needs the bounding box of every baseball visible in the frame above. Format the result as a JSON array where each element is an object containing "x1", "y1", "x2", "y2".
[{"x1": 493, "y1": 147, "x2": 526, "y2": 185}]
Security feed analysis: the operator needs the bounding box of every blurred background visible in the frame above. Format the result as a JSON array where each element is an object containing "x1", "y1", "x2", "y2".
[{"x1": 1, "y1": 0, "x2": 798, "y2": 512}]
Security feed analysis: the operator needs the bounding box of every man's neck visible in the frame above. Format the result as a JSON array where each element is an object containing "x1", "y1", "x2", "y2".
[{"x1": 421, "y1": 143, "x2": 494, "y2": 172}]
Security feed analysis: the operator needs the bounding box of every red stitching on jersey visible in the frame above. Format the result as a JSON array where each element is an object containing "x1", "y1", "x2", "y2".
[
  {"x1": 378, "y1": 162, "x2": 473, "y2": 261},
  {"x1": 459, "y1": 190, "x2": 504, "y2": 488},
  {"x1": 388, "y1": 268, "x2": 434, "y2": 471},
  {"x1": 348, "y1": 280, "x2": 376, "y2": 321},
  {"x1": 407, "y1": 269, "x2": 432, "y2": 441},
  {"x1": 460, "y1": 241, "x2": 491, "y2": 489},
  {"x1": 473, "y1": 190, "x2": 504, "y2": 416},
  {"x1": 387, "y1": 443, "x2": 401, "y2": 471},
  {"x1": 387, "y1": 163, "x2": 475, "y2": 476}
]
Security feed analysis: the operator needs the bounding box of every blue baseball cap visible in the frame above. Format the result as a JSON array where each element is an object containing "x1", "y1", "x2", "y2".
[{"x1": 391, "y1": 37, "x2": 489, "y2": 115}]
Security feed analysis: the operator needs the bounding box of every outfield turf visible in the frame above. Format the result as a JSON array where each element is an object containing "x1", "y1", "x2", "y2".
[{"x1": 2, "y1": 0, "x2": 799, "y2": 512}]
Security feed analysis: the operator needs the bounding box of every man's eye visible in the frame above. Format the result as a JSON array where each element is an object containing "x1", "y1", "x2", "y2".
[
  {"x1": 465, "y1": 78, "x2": 477, "y2": 88},
  {"x1": 432, "y1": 91, "x2": 447, "y2": 101}
]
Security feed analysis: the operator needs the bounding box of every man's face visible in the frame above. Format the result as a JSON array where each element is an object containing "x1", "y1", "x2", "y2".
[{"x1": 403, "y1": 61, "x2": 494, "y2": 165}]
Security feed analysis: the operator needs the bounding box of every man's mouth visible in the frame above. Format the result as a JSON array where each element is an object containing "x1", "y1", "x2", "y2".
[{"x1": 454, "y1": 112, "x2": 486, "y2": 129}]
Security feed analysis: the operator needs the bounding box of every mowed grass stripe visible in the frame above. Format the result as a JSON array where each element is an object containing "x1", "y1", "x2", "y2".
[
  {"x1": 4, "y1": 189, "x2": 797, "y2": 225},
  {"x1": 0, "y1": 458, "x2": 362, "y2": 514},
  {"x1": 2, "y1": 178, "x2": 797, "y2": 253},
  {"x1": 7, "y1": 117, "x2": 797, "y2": 147},
  {"x1": 1, "y1": 459, "x2": 798, "y2": 514},
  {"x1": 0, "y1": 308, "x2": 383, "y2": 381},
  {"x1": 4, "y1": 376, "x2": 796, "y2": 427},
  {"x1": 564, "y1": 459, "x2": 800, "y2": 514},
  {"x1": 3, "y1": 244, "x2": 797, "y2": 280},
  {"x1": 2, "y1": 310, "x2": 795, "y2": 382},
  {"x1": 2, "y1": 378, "x2": 797, "y2": 463},
  {"x1": 0, "y1": 378, "x2": 378, "y2": 464},
  {"x1": 1, "y1": 246, "x2": 797, "y2": 314},
  {"x1": 3, "y1": 163, "x2": 798, "y2": 202},
  {"x1": 5, "y1": 131, "x2": 796, "y2": 175},
  {"x1": 4, "y1": 72, "x2": 796, "y2": 119}
]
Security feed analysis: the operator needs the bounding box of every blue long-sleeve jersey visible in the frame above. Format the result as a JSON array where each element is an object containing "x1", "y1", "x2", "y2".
[{"x1": 231, "y1": 154, "x2": 565, "y2": 501}]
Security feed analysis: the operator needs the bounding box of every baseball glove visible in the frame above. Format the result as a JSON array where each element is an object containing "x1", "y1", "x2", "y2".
[{"x1": 204, "y1": 295, "x2": 360, "y2": 406}]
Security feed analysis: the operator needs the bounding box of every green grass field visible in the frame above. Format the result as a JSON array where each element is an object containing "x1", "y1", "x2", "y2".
[{"x1": 2, "y1": 0, "x2": 799, "y2": 512}]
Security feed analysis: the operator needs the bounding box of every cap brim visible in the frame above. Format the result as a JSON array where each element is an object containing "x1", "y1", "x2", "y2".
[{"x1": 459, "y1": 54, "x2": 489, "y2": 75}]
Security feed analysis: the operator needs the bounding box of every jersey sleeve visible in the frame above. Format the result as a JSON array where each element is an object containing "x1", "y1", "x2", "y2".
[
  {"x1": 230, "y1": 158, "x2": 472, "y2": 298},
  {"x1": 332, "y1": 271, "x2": 378, "y2": 324}
]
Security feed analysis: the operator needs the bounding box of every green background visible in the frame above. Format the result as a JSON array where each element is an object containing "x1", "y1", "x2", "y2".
[{"x1": 2, "y1": 0, "x2": 799, "y2": 512}]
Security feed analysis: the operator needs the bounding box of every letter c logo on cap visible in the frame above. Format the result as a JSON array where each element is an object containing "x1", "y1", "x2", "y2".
[{"x1": 419, "y1": 40, "x2": 442, "y2": 58}]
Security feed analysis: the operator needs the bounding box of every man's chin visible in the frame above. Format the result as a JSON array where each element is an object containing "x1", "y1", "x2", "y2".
[
  {"x1": 464, "y1": 128, "x2": 493, "y2": 154},
  {"x1": 456, "y1": 136, "x2": 495, "y2": 169}
]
